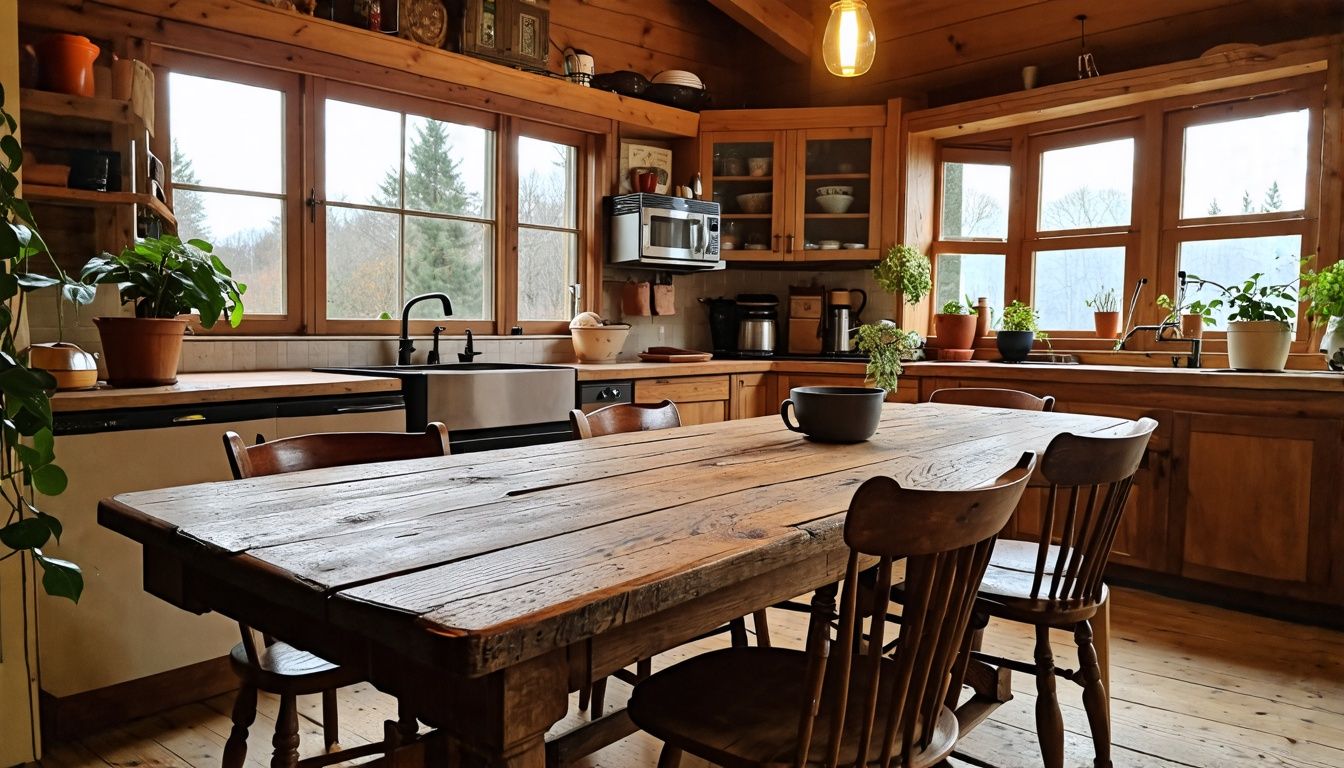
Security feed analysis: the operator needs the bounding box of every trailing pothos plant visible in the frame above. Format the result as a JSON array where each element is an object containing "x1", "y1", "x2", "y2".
[
  {"x1": 874, "y1": 245, "x2": 931, "y2": 306},
  {"x1": 0, "y1": 84, "x2": 93, "y2": 601},
  {"x1": 854, "y1": 322, "x2": 921, "y2": 392}
]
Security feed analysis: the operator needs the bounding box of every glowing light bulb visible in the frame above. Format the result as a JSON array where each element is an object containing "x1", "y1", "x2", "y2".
[{"x1": 823, "y1": 0, "x2": 876, "y2": 78}]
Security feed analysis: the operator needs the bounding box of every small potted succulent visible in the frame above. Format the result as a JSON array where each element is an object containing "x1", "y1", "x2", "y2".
[
  {"x1": 1299, "y1": 256, "x2": 1344, "y2": 370},
  {"x1": 1156, "y1": 293, "x2": 1219, "y2": 340},
  {"x1": 1185, "y1": 271, "x2": 1295, "y2": 371},
  {"x1": 1085, "y1": 287, "x2": 1121, "y2": 339},
  {"x1": 997, "y1": 300, "x2": 1041, "y2": 363},
  {"x1": 80, "y1": 235, "x2": 245, "y2": 386},
  {"x1": 855, "y1": 321, "x2": 921, "y2": 392},
  {"x1": 929, "y1": 296, "x2": 978, "y2": 360},
  {"x1": 874, "y1": 244, "x2": 931, "y2": 306}
]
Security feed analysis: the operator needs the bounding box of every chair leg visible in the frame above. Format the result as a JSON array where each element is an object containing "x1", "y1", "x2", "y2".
[
  {"x1": 656, "y1": 744, "x2": 683, "y2": 768},
  {"x1": 271, "y1": 693, "x2": 301, "y2": 768},
  {"x1": 1076, "y1": 620, "x2": 1113, "y2": 768},
  {"x1": 753, "y1": 609, "x2": 772, "y2": 648},
  {"x1": 637, "y1": 658, "x2": 653, "y2": 679},
  {"x1": 223, "y1": 685, "x2": 257, "y2": 768},
  {"x1": 1033, "y1": 626, "x2": 1065, "y2": 768},
  {"x1": 590, "y1": 677, "x2": 608, "y2": 718},
  {"x1": 729, "y1": 617, "x2": 749, "y2": 647},
  {"x1": 322, "y1": 688, "x2": 340, "y2": 752},
  {"x1": 1094, "y1": 591, "x2": 1112, "y2": 693},
  {"x1": 578, "y1": 683, "x2": 591, "y2": 712},
  {"x1": 397, "y1": 699, "x2": 419, "y2": 741}
]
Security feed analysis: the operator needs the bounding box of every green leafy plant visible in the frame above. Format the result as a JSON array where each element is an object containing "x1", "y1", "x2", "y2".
[
  {"x1": 999, "y1": 300, "x2": 1040, "y2": 332},
  {"x1": 1156, "y1": 292, "x2": 1220, "y2": 327},
  {"x1": 854, "y1": 322, "x2": 921, "y2": 392},
  {"x1": 874, "y1": 245, "x2": 931, "y2": 306},
  {"x1": 0, "y1": 84, "x2": 88, "y2": 601},
  {"x1": 81, "y1": 235, "x2": 245, "y2": 327},
  {"x1": 1085, "y1": 287, "x2": 1118, "y2": 313},
  {"x1": 1299, "y1": 256, "x2": 1344, "y2": 322},
  {"x1": 939, "y1": 294, "x2": 979, "y2": 316},
  {"x1": 1185, "y1": 272, "x2": 1295, "y2": 325}
]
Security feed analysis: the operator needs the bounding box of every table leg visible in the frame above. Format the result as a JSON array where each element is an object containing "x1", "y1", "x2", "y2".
[{"x1": 1095, "y1": 590, "x2": 1111, "y2": 693}]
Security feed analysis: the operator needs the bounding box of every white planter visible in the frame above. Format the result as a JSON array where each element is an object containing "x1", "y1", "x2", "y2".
[
  {"x1": 1321, "y1": 316, "x2": 1344, "y2": 371},
  {"x1": 1226, "y1": 320, "x2": 1291, "y2": 371}
]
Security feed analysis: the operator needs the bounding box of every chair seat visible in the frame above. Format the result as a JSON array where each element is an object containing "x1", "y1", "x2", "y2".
[
  {"x1": 229, "y1": 641, "x2": 362, "y2": 694},
  {"x1": 975, "y1": 540, "x2": 1107, "y2": 625},
  {"x1": 628, "y1": 648, "x2": 957, "y2": 768}
]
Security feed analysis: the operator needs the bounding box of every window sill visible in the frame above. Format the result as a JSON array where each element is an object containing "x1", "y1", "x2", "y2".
[{"x1": 184, "y1": 333, "x2": 574, "y2": 342}]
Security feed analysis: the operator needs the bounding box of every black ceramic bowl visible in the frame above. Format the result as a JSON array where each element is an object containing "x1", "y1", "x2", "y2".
[
  {"x1": 780, "y1": 386, "x2": 886, "y2": 443},
  {"x1": 643, "y1": 83, "x2": 711, "y2": 112},
  {"x1": 590, "y1": 70, "x2": 650, "y2": 97}
]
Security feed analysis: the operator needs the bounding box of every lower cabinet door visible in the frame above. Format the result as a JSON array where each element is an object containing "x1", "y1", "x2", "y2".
[
  {"x1": 636, "y1": 376, "x2": 731, "y2": 426},
  {"x1": 730, "y1": 373, "x2": 772, "y2": 419}
]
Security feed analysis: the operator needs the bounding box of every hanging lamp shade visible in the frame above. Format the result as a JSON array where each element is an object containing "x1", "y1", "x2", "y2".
[{"x1": 822, "y1": 0, "x2": 876, "y2": 78}]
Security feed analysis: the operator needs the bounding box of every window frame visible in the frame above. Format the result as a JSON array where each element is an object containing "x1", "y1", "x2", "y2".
[
  {"x1": 930, "y1": 145, "x2": 1013, "y2": 319},
  {"x1": 155, "y1": 51, "x2": 307, "y2": 335}
]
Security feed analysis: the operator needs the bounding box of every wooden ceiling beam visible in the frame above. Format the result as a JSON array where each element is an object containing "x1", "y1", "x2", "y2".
[{"x1": 706, "y1": 0, "x2": 813, "y2": 63}]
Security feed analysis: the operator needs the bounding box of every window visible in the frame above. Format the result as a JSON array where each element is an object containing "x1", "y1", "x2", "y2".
[
  {"x1": 1032, "y1": 247, "x2": 1126, "y2": 330},
  {"x1": 1037, "y1": 137, "x2": 1134, "y2": 232},
  {"x1": 1181, "y1": 109, "x2": 1309, "y2": 219},
  {"x1": 933, "y1": 253, "x2": 1005, "y2": 315},
  {"x1": 932, "y1": 147, "x2": 1010, "y2": 319},
  {"x1": 1178, "y1": 236, "x2": 1303, "y2": 328},
  {"x1": 516, "y1": 129, "x2": 580, "y2": 322},
  {"x1": 940, "y1": 160, "x2": 1009, "y2": 240},
  {"x1": 163, "y1": 55, "x2": 302, "y2": 330},
  {"x1": 322, "y1": 90, "x2": 497, "y2": 324}
]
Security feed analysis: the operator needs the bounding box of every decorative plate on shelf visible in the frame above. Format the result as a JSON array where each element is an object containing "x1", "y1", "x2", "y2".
[{"x1": 399, "y1": 0, "x2": 449, "y2": 47}]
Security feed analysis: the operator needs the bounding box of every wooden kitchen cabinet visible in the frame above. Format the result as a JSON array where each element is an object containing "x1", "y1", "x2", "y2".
[
  {"x1": 636, "y1": 375, "x2": 731, "y2": 426},
  {"x1": 1171, "y1": 412, "x2": 1343, "y2": 603},
  {"x1": 729, "y1": 373, "x2": 773, "y2": 419},
  {"x1": 701, "y1": 106, "x2": 886, "y2": 263}
]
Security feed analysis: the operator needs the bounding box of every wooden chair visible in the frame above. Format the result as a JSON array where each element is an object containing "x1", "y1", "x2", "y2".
[
  {"x1": 219, "y1": 424, "x2": 450, "y2": 768},
  {"x1": 627, "y1": 452, "x2": 1037, "y2": 768},
  {"x1": 568, "y1": 400, "x2": 682, "y2": 439},
  {"x1": 967, "y1": 418, "x2": 1156, "y2": 768},
  {"x1": 929, "y1": 386, "x2": 1056, "y2": 412},
  {"x1": 568, "y1": 400, "x2": 770, "y2": 719}
]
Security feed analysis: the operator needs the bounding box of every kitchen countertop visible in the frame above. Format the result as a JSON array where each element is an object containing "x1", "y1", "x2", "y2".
[{"x1": 51, "y1": 371, "x2": 402, "y2": 413}]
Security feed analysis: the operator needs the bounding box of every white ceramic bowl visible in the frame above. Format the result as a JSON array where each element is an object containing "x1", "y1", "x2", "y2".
[
  {"x1": 815, "y1": 185, "x2": 853, "y2": 197},
  {"x1": 736, "y1": 192, "x2": 773, "y2": 213},
  {"x1": 572, "y1": 325, "x2": 631, "y2": 363},
  {"x1": 815, "y1": 194, "x2": 854, "y2": 214},
  {"x1": 819, "y1": 240, "x2": 841, "y2": 249},
  {"x1": 747, "y1": 157, "x2": 771, "y2": 176},
  {"x1": 652, "y1": 70, "x2": 704, "y2": 88}
]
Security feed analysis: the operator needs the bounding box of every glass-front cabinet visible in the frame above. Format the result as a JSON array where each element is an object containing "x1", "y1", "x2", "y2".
[{"x1": 699, "y1": 108, "x2": 886, "y2": 263}]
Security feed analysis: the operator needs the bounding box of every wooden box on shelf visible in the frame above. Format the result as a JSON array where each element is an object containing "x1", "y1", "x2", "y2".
[{"x1": 451, "y1": 0, "x2": 550, "y2": 70}]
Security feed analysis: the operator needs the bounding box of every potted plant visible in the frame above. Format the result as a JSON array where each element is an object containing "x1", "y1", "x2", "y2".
[
  {"x1": 929, "y1": 296, "x2": 977, "y2": 360},
  {"x1": 997, "y1": 300, "x2": 1041, "y2": 362},
  {"x1": 0, "y1": 83, "x2": 83, "y2": 600},
  {"x1": 1156, "y1": 293, "x2": 1219, "y2": 340},
  {"x1": 1186, "y1": 271, "x2": 1295, "y2": 371},
  {"x1": 80, "y1": 235, "x2": 245, "y2": 386},
  {"x1": 874, "y1": 244, "x2": 931, "y2": 306},
  {"x1": 854, "y1": 321, "x2": 921, "y2": 392},
  {"x1": 1085, "y1": 287, "x2": 1121, "y2": 339},
  {"x1": 1299, "y1": 256, "x2": 1344, "y2": 370}
]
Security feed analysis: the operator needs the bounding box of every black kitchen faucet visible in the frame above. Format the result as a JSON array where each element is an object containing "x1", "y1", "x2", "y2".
[{"x1": 398, "y1": 293, "x2": 453, "y2": 365}]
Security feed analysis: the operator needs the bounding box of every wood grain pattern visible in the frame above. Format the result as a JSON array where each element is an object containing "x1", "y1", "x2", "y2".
[{"x1": 51, "y1": 371, "x2": 401, "y2": 413}]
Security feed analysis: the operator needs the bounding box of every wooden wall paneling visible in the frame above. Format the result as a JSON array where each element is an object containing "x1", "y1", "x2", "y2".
[
  {"x1": 1319, "y1": 41, "x2": 1344, "y2": 271},
  {"x1": 899, "y1": 118, "x2": 935, "y2": 331},
  {"x1": 880, "y1": 97, "x2": 904, "y2": 255},
  {"x1": 704, "y1": 0, "x2": 812, "y2": 63}
]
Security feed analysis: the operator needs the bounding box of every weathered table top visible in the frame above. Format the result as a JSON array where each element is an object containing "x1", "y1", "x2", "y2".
[{"x1": 99, "y1": 403, "x2": 1128, "y2": 679}]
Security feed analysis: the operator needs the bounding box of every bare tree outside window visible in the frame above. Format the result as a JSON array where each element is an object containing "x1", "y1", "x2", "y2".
[{"x1": 517, "y1": 137, "x2": 578, "y2": 321}]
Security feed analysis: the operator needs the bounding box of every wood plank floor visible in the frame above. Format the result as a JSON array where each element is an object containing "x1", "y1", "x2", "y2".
[{"x1": 37, "y1": 587, "x2": 1344, "y2": 768}]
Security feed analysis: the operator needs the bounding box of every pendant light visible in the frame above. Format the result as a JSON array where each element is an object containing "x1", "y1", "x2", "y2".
[{"x1": 822, "y1": 0, "x2": 876, "y2": 78}]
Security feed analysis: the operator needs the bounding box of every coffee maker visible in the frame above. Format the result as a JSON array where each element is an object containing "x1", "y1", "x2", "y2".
[
  {"x1": 703, "y1": 297, "x2": 739, "y2": 355},
  {"x1": 823, "y1": 288, "x2": 867, "y2": 354},
  {"x1": 736, "y1": 294, "x2": 779, "y2": 356}
]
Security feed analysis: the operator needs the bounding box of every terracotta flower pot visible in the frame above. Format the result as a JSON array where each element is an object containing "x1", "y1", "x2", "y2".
[
  {"x1": 1226, "y1": 320, "x2": 1291, "y2": 372},
  {"x1": 93, "y1": 317, "x2": 188, "y2": 387},
  {"x1": 35, "y1": 34, "x2": 100, "y2": 98},
  {"x1": 1092, "y1": 311, "x2": 1121, "y2": 339},
  {"x1": 931, "y1": 313, "x2": 977, "y2": 351},
  {"x1": 1181, "y1": 313, "x2": 1205, "y2": 340}
]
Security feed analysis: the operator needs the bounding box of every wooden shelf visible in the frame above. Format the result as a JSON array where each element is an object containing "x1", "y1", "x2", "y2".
[
  {"x1": 25, "y1": 184, "x2": 177, "y2": 226},
  {"x1": 795, "y1": 248, "x2": 878, "y2": 261},
  {"x1": 722, "y1": 213, "x2": 773, "y2": 219},
  {"x1": 805, "y1": 213, "x2": 870, "y2": 219},
  {"x1": 805, "y1": 173, "x2": 870, "y2": 180},
  {"x1": 713, "y1": 175, "x2": 773, "y2": 182},
  {"x1": 19, "y1": 89, "x2": 148, "y2": 136}
]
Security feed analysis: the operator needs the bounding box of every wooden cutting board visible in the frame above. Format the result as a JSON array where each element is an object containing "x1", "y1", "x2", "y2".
[{"x1": 638, "y1": 346, "x2": 713, "y2": 362}]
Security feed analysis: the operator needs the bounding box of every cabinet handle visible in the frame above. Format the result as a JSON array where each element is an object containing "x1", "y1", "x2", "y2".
[
  {"x1": 773, "y1": 233, "x2": 781, "y2": 252},
  {"x1": 787, "y1": 234, "x2": 795, "y2": 254},
  {"x1": 334, "y1": 404, "x2": 403, "y2": 413},
  {"x1": 172, "y1": 414, "x2": 206, "y2": 423}
]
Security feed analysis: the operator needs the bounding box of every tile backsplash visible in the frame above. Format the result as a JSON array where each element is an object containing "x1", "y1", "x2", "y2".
[{"x1": 26, "y1": 266, "x2": 891, "y2": 374}]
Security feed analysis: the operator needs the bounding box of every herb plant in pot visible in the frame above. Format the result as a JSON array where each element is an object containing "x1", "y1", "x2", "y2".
[
  {"x1": 929, "y1": 297, "x2": 977, "y2": 360},
  {"x1": 1186, "y1": 271, "x2": 1295, "y2": 371},
  {"x1": 1156, "y1": 293, "x2": 1219, "y2": 340},
  {"x1": 997, "y1": 300, "x2": 1040, "y2": 362},
  {"x1": 1085, "y1": 287, "x2": 1120, "y2": 339},
  {"x1": 1299, "y1": 257, "x2": 1344, "y2": 370},
  {"x1": 80, "y1": 235, "x2": 245, "y2": 386}
]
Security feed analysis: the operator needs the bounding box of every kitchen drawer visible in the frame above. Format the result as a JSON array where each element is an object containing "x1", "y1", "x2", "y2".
[
  {"x1": 790, "y1": 296, "x2": 823, "y2": 319},
  {"x1": 636, "y1": 375, "x2": 731, "y2": 403}
]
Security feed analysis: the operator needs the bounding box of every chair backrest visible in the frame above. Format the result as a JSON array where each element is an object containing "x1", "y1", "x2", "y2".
[
  {"x1": 220, "y1": 423, "x2": 450, "y2": 663},
  {"x1": 569, "y1": 400, "x2": 681, "y2": 440},
  {"x1": 222, "y1": 423, "x2": 450, "y2": 480},
  {"x1": 1025, "y1": 417, "x2": 1158, "y2": 604},
  {"x1": 796, "y1": 452, "x2": 1037, "y2": 768},
  {"x1": 928, "y1": 387, "x2": 1055, "y2": 412}
]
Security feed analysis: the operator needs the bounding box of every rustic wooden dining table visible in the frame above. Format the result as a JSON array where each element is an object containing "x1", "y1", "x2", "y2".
[{"x1": 99, "y1": 402, "x2": 1130, "y2": 768}]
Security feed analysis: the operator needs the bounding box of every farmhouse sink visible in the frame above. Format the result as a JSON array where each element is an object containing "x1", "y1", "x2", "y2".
[{"x1": 346, "y1": 362, "x2": 560, "y2": 372}]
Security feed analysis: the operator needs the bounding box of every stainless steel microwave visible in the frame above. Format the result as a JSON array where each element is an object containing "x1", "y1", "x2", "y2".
[{"x1": 606, "y1": 193, "x2": 723, "y2": 271}]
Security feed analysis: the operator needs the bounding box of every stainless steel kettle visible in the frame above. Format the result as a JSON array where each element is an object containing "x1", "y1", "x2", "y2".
[{"x1": 824, "y1": 288, "x2": 867, "y2": 353}]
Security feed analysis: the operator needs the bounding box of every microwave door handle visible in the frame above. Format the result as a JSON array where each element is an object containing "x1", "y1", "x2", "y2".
[{"x1": 691, "y1": 219, "x2": 703, "y2": 256}]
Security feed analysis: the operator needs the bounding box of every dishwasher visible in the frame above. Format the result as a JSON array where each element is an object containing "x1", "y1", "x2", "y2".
[{"x1": 37, "y1": 392, "x2": 404, "y2": 733}]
